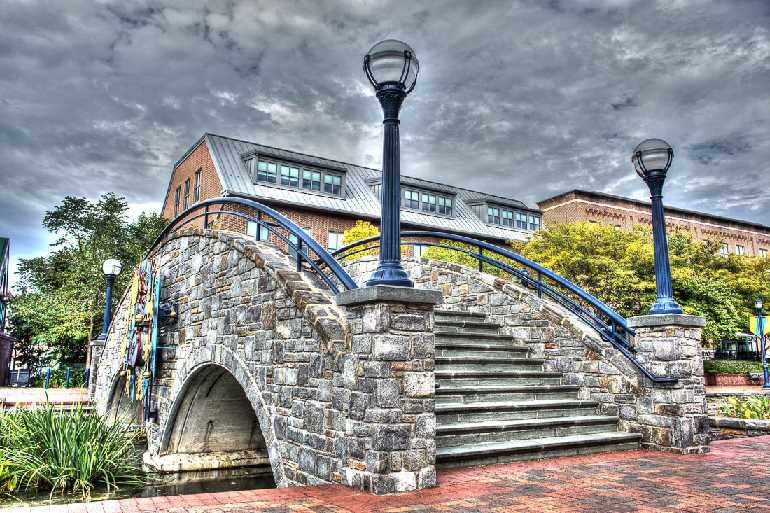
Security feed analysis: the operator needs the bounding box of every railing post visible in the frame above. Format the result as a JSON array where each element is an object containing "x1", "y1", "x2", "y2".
[
  {"x1": 44, "y1": 368, "x2": 51, "y2": 389},
  {"x1": 537, "y1": 271, "x2": 542, "y2": 298},
  {"x1": 64, "y1": 367, "x2": 70, "y2": 388},
  {"x1": 478, "y1": 246, "x2": 483, "y2": 272},
  {"x1": 296, "y1": 240, "x2": 303, "y2": 272},
  {"x1": 256, "y1": 212, "x2": 261, "y2": 241},
  {"x1": 203, "y1": 205, "x2": 209, "y2": 229}
]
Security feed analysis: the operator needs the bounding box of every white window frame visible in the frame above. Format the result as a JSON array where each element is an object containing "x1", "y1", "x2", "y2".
[{"x1": 327, "y1": 230, "x2": 344, "y2": 252}]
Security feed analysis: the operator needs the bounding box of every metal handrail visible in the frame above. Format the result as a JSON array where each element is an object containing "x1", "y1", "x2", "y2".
[
  {"x1": 332, "y1": 231, "x2": 676, "y2": 385},
  {"x1": 147, "y1": 197, "x2": 358, "y2": 294}
]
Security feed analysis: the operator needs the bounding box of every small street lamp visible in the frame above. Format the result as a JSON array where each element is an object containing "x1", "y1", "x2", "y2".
[
  {"x1": 632, "y1": 138, "x2": 683, "y2": 315},
  {"x1": 755, "y1": 298, "x2": 770, "y2": 389},
  {"x1": 96, "y1": 258, "x2": 122, "y2": 340},
  {"x1": 363, "y1": 39, "x2": 419, "y2": 288}
]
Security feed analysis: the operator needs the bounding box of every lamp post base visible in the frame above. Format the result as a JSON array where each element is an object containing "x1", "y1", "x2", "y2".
[
  {"x1": 648, "y1": 297, "x2": 683, "y2": 316},
  {"x1": 365, "y1": 261, "x2": 414, "y2": 288}
]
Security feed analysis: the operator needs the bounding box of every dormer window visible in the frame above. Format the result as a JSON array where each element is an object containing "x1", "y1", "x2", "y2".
[
  {"x1": 280, "y1": 165, "x2": 299, "y2": 187},
  {"x1": 302, "y1": 170, "x2": 322, "y2": 191},
  {"x1": 324, "y1": 174, "x2": 342, "y2": 195},
  {"x1": 400, "y1": 186, "x2": 454, "y2": 217},
  {"x1": 245, "y1": 152, "x2": 346, "y2": 198},
  {"x1": 479, "y1": 201, "x2": 541, "y2": 231},
  {"x1": 257, "y1": 160, "x2": 277, "y2": 183}
]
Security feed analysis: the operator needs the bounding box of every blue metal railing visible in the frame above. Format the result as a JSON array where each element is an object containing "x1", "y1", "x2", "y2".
[
  {"x1": 332, "y1": 231, "x2": 676, "y2": 385},
  {"x1": 148, "y1": 197, "x2": 358, "y2": 295}
]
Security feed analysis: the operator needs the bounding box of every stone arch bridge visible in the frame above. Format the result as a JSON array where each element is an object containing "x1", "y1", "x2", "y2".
[{"x1": 92, "y1": 228, "x2": 708, "y2": 495}]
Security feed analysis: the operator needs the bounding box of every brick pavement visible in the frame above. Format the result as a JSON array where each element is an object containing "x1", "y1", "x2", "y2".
[{"x1": 7, "y1": 436, "x2": 770, "y2": 513}]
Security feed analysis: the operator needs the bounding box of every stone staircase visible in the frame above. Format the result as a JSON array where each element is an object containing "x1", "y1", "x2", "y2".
[{"x1": 434, "y1": 310, "x2": 641, "y2": 468}]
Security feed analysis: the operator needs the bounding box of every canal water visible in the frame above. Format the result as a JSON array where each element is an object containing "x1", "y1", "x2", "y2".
[{"x1": 0, "y1": 466, "x2": 276, "y2": 507}]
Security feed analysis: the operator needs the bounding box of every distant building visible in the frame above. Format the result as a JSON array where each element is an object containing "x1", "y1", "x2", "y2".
[
  {"x1": 162, "y1": 134, "x2": 543, "y2": 251},
  {"x1": 538, "y1": 190, "x2": 770, "y2": 257}
]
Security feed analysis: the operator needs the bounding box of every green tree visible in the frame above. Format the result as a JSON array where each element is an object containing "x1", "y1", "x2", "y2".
[
  {"x1": 519, "y1": 222, "x2": 770, "y2": 346},
  {"x1": 8, "y1": 194, "x2": 166, "y2": 368}
]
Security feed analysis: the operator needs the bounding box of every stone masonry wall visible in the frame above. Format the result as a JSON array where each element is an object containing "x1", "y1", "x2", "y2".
[
  {"x1": 93, "y1": 229, "x2": 437, "y2": 493},
  {"x1": 344, "y1": 256, "x2": 708, "y2": 453}
]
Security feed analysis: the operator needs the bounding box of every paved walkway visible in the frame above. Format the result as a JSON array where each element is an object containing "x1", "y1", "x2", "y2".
[{"x1": 8, "y1": 436, "x2": 770, "y2": 513}]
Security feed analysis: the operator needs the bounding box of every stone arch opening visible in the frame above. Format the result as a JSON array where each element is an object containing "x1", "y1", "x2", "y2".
[
  {"x1": 157, "y1": 364, "x2": 273, "y2": 476},
  {"x1": 105, "y1": 375, "x2": 143, "y2": 426}
]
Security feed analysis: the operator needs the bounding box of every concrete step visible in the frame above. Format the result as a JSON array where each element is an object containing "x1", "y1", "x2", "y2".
[
  {"x1": 436, "y1": 399, "x2": 599, "y2": 423},
  {"x1": 435, "y1": 384, "x2": 580, "y2": 403},
  {"x1": 436, "y1": 415, "x2": 620, "y2": 447},
  {"x1": 434, "y1": 310, "x2": 488, "y2": 324},
  {"x1": 435, "y1": 331, "x2": 516, "y2": 342},
  {"x1": 437, "y1": 371, "x2": 562, "y2": 387},
  {"x1": 436, "y1": 345, "x2": 529, "y2": 358},
  {"x1": 436, "y1": 357, "x2": 544, "y2": 373},
  {"x1": 435, "y1": 432, "x2": 642, "y2": 468},
  {"x1": 433, "y1": 319, "x2": 501, "y2": 334}
]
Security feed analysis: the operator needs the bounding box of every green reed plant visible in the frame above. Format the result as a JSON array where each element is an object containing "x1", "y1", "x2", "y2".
[{"x1": 0, "y1": 403, "x2": 145, "y2": 499}]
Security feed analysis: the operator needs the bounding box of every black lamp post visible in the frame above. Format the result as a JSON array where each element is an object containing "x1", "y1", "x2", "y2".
[
  {"x1": 96, "y1": 258, "x2": 122, "y2": 340},
  {"x1": 632, "y1": 138, "x2": 683, "y2": 315},
  {"x1": 363, "y1": 39, "x2": 419, "y2": 288}
]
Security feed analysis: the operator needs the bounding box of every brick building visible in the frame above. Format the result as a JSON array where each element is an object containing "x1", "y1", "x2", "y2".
[
  {"x1": 162, "y1": 134, "x2": 542, "y2": 251},
  {"x1": 538, "y1": 189, "x2": 770, "y2": 257}
]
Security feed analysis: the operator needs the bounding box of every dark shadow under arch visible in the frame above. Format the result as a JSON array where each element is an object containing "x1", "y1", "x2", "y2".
[{"x1": 106, "y1": 374, "x2": 143, "y2": 426}]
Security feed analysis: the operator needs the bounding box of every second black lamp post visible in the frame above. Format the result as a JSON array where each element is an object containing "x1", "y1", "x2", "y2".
[
  {"x1": 632, "y1": 138, "x2": 683, "y2": 315},
  {"x1": 363, "y1": 39, "x2": 419, "y2": 288}
]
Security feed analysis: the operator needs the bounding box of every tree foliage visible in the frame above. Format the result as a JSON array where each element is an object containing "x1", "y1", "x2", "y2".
[
  {"x1": 8, "y1": 194, "x2": 166, "y2": 367},
  {"x1": 518, "y1": 222, "x2": 770, "y2": 347},
  {"x1": 341, "y1": 220, "x2": 380, "y2": 259}
]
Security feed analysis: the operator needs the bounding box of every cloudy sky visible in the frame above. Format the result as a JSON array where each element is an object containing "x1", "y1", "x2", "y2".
[{"x1": 2, "y1": 0, "x2": 769, "y2": 285}]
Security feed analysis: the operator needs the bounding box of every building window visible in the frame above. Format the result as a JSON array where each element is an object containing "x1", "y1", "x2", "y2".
[
  {"x1": 502, "y1": 209, "x2": 513, "y2": 227},
  {"x1": 247, "y1": 221, "x2": 269, "y2": 241},
  {"x1": 174, "y1": 186, "x2": 181, "y2": 217},
  {"x1": 487, "y1": 207, "x2": 500, "y2": 225},
  {"x1": 529, "y1": 215, "x2": 541, "y2": 231},
  {"x1": 421, "y1": 192, "x2": 437, "y2": 213},
  {"x1": 302, "y1": 170, "x2": 321, "y2": 191},
  {"x1": 413, "y1": 244, "x2": 428, "y2": 259},
  {"x1": 183, "y1": 178, "x2": 191, "y2": 209},
  {"x1": 193, "y1": 169, "x2": 202, "y2": 202},
  {"x1": 288, "y1": 227, "x2": 312, "y2": 259},
  {"x1": 515, "y1": 212, "x2": 527, "y2": 229},
  {"x1": 324, "y1": 174, "x2": 342, "y2": 195},
  {"x1": 760, "y1": 248, "x2": 768, "y2": 258},
  {"x1": 400, "y1": 186, "x2": 453, "y2": 216},
  {"x1": 736, "y1": 245, "x2": 745, "y2": 256},
  {"x1": 257, "y1": 161, "x2": 278, "y2": 183},
  {"x1": 402, "y1": 189, "x2": 420, "y2": 210},
  {"x1": 437, "y1": 195, "x2": 453, "y2": 216},
  {"x1": 280, "y1": 165, "x2": 299, "y2": 187},
  {"x1": 720, "y1": 243, "x2": 729, "y2": 256},
  {"x1": 327, "y1": 231, "x2": 344, "y2": 252}
]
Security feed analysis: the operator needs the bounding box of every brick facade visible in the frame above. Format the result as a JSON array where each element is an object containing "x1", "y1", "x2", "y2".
[
  {"x1": 161, "y1": 140, "x2": 223, "y2": 222},
  {"x1": 538, "y1": 190, "x2": 770, "y2": 257}
]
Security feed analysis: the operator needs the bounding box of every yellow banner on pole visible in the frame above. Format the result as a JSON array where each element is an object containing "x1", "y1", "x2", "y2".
[{"x1": 749, "y1": 315, "x2": 770, "y2": 336}]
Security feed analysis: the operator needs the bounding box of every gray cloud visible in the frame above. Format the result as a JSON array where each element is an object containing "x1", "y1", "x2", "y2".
[{"x1": 1, "y1": 0, "x2": 769, "y2": 284}]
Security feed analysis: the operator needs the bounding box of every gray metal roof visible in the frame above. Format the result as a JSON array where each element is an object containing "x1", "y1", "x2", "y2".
[{"x1": 204, "y1": 133, "x2": 539, "y2": 242}]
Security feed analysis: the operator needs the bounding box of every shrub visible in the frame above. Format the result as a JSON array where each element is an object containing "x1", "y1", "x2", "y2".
[
  {"x1": 703, "y1": 359, "x2": 763, "y2": 375},
  {"x1": 0, "y1": 403, "x2": 144, "y2": 498},
  {"x1": 719, "y1": 395, "x2": 770, "y2": 420}
]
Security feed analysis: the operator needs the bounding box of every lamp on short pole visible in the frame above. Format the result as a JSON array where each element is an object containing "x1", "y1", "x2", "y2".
[
  {"x1": 632, "y1": 138, "x2": 683, "y2": 315},
  {"x1": 755, "y1": 298, "x2": 770, "y2": 389},
  {"x1": 96, "y1": 258, "x2": 122, "y2": 340},
  {"x1": 362, "y1": 39, "x2": 419, "y2": 287}
]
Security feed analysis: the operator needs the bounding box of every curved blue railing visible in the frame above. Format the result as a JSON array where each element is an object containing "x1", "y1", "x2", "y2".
[
  {"x1": 147, "y1": 197, "x2": 358, "y2": 294},
  {"x1": 332, "y1": 231, "x2": 676, "y2": 385}
]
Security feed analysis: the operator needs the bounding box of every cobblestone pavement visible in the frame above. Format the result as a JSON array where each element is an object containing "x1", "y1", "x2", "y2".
[{"x1": 9, "y1": 436, "x2": 770, "y2": 513}]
